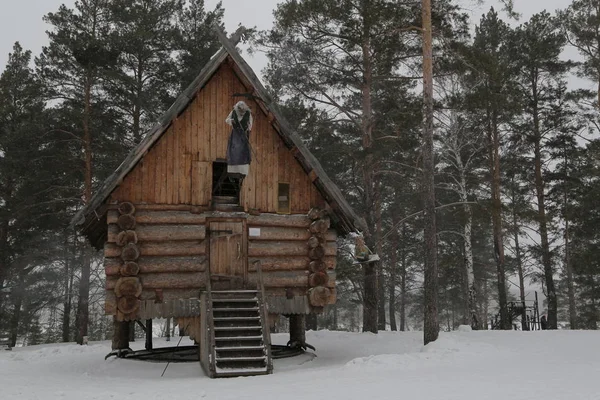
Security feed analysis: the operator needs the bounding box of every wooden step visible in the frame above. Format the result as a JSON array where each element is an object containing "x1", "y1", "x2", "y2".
[
  {"x1": 216, "y1": 356, "x2": 266, "y2": 362},
  {"x1": 214, "y1": 326, "x2": 262, "y2": 331},
  {"x1": 215, "y1": 335, "x2": 263, "y2": 341},
  {"x1": 214, "y1": 366, "x2": 269, "y2": 377},
  {"x1": 212, "y1": 298, "x2": 257, "y2": 303},
  {"x1": 212, "y1": 307, "x2": 259, "y2": 312},
  {"x1": 213, "y1": 316, "x2": 260, "y2": 322},
  {"x1": 215, "y1": 346, "x2": 265, "y2": 351},
  {"x1": 212, "y1": 290, "x2": 258, "y2": 294},
  {"x1": 216, "y1": 359, "x2": 267, "y2": 370}
]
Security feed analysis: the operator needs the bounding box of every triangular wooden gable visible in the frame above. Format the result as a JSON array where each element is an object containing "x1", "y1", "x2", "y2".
[
  {"x1": 72, "y1": 28, "x2": 364, "y2": 248},
  {"x1": 109, "y1": 59, "x2": 326, "y2": 215}
]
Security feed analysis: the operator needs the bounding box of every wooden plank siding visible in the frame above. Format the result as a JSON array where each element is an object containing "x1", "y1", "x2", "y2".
[{"x1": 111, "y1": 61, "x2": 324, "y2": 213}]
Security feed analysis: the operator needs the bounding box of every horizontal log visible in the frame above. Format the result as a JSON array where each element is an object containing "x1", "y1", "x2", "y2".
[
  {"x1": 247, "y1": 271, "x2": 309, "y2": 288},
  {"x1": 247, "y1": 256, "x2": 336, "y2": 272},
  {"x1": 139, "y1": 298, "x2": 201, "y2": 320},
  {"x1": 105, "y1": 291, "x2": 116, "y2": 315},
  {"x1": 106, "y1": 288, "x2": 204, "y2": 304},
  {"x1": 105, "y1": 256, "x2": 207, "y2": 276},
  {"x1": 108, "y1": 210, "x2": 206, "y2": 225},
  {"x1": 107, "y1": 272, "x2": 206, "y2": 291},
  {"x1": 247, "y1": 214, "x2": 311, "y2": 228},
  {"x1": 105, "y1": 241, "x2": 206, "y2": 258},
  {"x1": 108, "y1": 224, "x2": 206, "y2": 242},
  {"x1": 247, "y1": 226, "x2": 336, "y2": 242},
  {"x1": 139, "y1": 288, "x2": 202, "y2": 301},
  {"x1": 248, "y1": 241, "x2": 337, "y2": 257}
]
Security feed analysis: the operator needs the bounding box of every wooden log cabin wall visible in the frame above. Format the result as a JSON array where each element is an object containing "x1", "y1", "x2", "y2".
[{"x1": 72, "y1": 28, "x2": 364, "y2": 348}]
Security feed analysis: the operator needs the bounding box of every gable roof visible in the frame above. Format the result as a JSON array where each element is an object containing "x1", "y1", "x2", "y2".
[{"x1": 71, "y1": 27, "x2": 365, "y2": 246}]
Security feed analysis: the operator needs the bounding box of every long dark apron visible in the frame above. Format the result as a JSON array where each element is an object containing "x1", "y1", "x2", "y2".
[{"x1": 226, "y1": 110, "x2": 251, "y2": 168}]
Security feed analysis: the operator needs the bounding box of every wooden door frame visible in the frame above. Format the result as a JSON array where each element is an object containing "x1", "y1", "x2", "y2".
[{"x1": 206, "y1": 218, "x2": 248, "y2": 285}]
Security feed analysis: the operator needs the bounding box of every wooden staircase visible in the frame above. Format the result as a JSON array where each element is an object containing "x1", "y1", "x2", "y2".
[{"x1": 200, "y1": 278, "x2": 273, "y2": 377}]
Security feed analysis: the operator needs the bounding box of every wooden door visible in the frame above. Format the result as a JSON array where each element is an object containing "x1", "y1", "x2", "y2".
[{"x1": 208, "y1": 221, "x2": 247, "y2": 288}]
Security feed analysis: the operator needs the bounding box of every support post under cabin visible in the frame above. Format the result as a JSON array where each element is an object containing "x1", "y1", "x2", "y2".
[
  {"x1": 145, "y1": 319, "x2": 152, "y2": 350},
  {"x1": 112, "y1": 317, "x2": 130, "y2": 350},
  {"x1": 288, "y1": 314, "x2": 305, "y2": 345}
]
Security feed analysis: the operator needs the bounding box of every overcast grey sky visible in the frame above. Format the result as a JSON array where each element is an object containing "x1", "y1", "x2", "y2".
[{"x1": 0, "y1": 0, "x2": 579, "y2": 78}]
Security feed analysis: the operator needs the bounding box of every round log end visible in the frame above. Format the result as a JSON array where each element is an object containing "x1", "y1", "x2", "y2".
[
  {"x1": 121, "y1": 243, "x2": 140, "y2": 261},
  {"x1": 307, "y1": 207, "x2": 323, "y2": 220},
  {"x1": 309, "y1": 219, "x2": 329, "y2": 234},
  {"x1": 309, "y1": 260, "x2": 327, "y2": 273},
  {"x1": 116, "y1": 230, "x2": 138, "y2": 246},
  {"x1": 114, "y1": 277, "x2": 142, "y2": 297},
  {"x1": 118, "y1": 202, "x2": 136, "y2": 215},
  {"x1": 308, "y1": 245, "x2": 325, "y2": 260},
  {"x1": 117, "y1": 214, "x2": 136, "y2": 230},
  {"x1": 308, "y1": 286, "x2": 330, "y2": 307},
  {"x1": 117, "y1": 295, "x2": 140, "y2": 314},
  {"x1": 307, "y1": 236, "x2": 321, "y2": 249},
  {"x1": 120, "y1": 261, "x2": 140, "y2": 276},
  {"x1": 309, "y1": 272, "x2": 329, "y2": 287}
]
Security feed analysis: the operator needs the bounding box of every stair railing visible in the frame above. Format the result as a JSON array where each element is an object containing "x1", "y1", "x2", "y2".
[{"x1": 254, "y1": 260, "x2": 273, "y2": 373}]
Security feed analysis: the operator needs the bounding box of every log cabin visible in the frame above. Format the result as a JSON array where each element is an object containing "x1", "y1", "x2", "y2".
[{"x1": 71, "y1": 28, "x2": 365, "y2": 377}]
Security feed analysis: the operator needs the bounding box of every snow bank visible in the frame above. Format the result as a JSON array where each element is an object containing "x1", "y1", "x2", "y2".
[{"x1": 1, "y1": 330, "x2": 599, "y2": 400}]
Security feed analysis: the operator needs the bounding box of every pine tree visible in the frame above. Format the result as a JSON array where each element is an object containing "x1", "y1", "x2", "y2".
[
  {"x1": 175, "y1": 0, "x2": 225, "y2": 90},
  {"x1": 511, "y1": 12, "x2": 572, "y2": 329},
  {"x1": 561, "y1": 0, "x2": 600, "y2": 106},
  {"x1": 0, "y1": 42, "x2": 47, "y2": 339},
  {"x1": 462, "y1": 8, "x2": 515, "y2": 330},
  {"x1": 262, "y1": 0, "x2": 467, "y2": 335},
  {"x1": 40, "y1": 0, "x2": 120, "y2": 344},
  {"x1": 108, "y1": 0, "x2": 182, "y2": 142}
]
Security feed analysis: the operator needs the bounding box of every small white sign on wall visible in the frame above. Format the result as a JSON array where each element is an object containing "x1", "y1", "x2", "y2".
[{"x1": 249, "y1": 228, "x2": 261, "y2": 237}]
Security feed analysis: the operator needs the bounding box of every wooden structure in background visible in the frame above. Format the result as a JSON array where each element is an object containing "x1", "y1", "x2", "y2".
[{"x1": 71, "y1": 28, "x2": 364, "y2": 376}]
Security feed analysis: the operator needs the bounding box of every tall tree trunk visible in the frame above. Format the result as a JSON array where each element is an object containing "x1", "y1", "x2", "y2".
[
  {"x1": 62, "y1": 236, "x2": 73, "y2": 342},
  {"x1": 482, "y1": 277, "x2": 489, "y2": 329},
  {"x1": 76, "y1": 69, "x2": 94, "y2": 345},
  {"x1": 400, "y1": 223, "x2": 407, "y2": 331},
  {"x1": 306, "y1": 313, "x2": 317, "y2": 331},
  {"x1": 422, "y1": 0, "x2": 438, "y2": 345},
  {"x1": 455, "y1": 140, "x2": 478, "y2": 330},
  {"x1": 489, "y1": 109, "x2": 509, "y2": 330},
  {"x1": 133, "y1": 58, "x2": 144, "y2": 143},
  {"x1": 375, "y1": 182, "x2": 386, "y2": 330},
  {"x1": 9, "y1": 273, "x2": 25, "y2": 347},
  {"x1": 332, "y1": 302, "x2": 338, "y2": 330},
  {"x1": 562, "y1": 148, "x2": 577, "y2": 329},
  {"x1": 360, "y1": 3, "x2": 378, "y2": 334},
  {"x1": 389, "y1": 219, "x2": 398, "y2": 331},
  {"x1": 0, "y1": 217, "x2": 8, "y2": 326},
  {"x1": 510, "y1": 179, "x2": 528, "y2": 331},
  {"x1": 532, "y1": 113, "x2": 557, "y2": 330}
]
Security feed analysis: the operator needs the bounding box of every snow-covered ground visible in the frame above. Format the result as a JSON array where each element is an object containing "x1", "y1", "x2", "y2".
[{"x1": 1, "y1": 329, "x2": 599, "y2": 400}]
